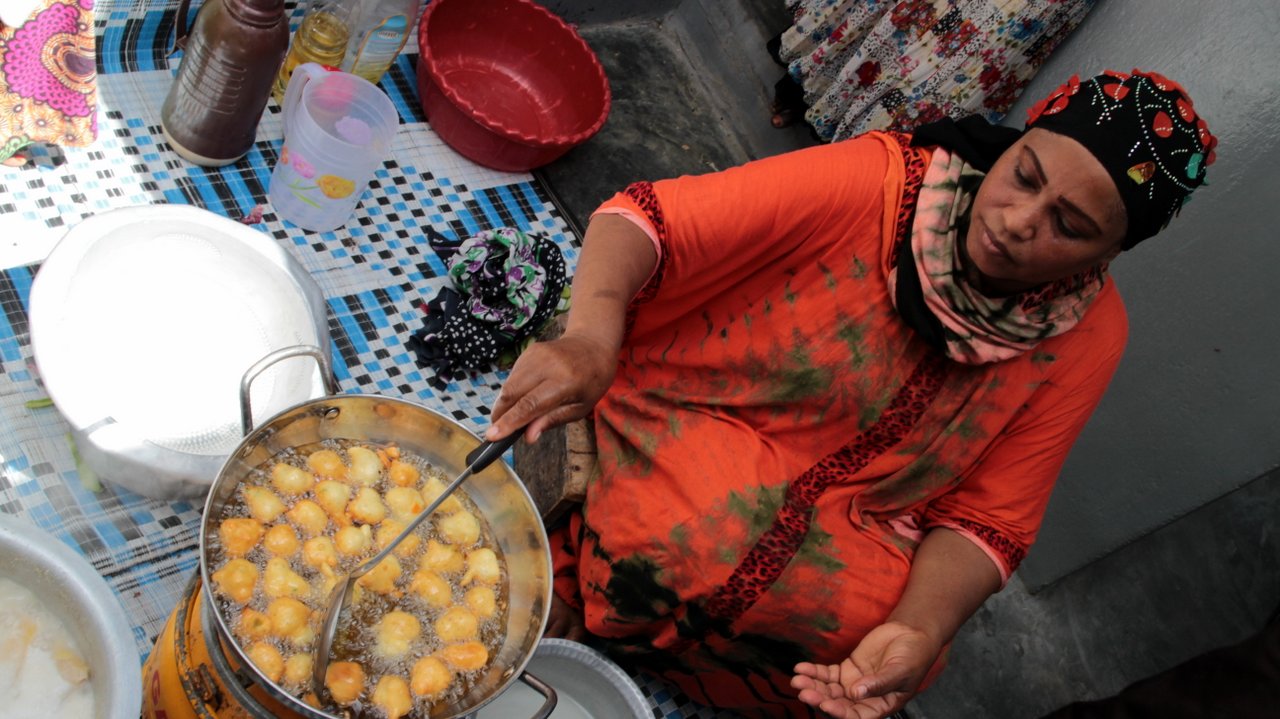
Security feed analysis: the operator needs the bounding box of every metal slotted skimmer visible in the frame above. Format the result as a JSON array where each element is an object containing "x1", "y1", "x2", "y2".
[{"x1": 28, "y1": 205, "x2": 330, "y2": 499}]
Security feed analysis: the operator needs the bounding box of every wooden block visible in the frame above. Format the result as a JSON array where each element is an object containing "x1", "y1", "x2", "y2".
[{"x1": 514, "y1": 418, "x2": 597, "y2": 526}]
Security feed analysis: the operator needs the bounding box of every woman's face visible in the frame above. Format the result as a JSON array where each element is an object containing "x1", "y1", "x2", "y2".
[{"x1": 965, "y1": 128, "x2": 1127, "y2": 295}]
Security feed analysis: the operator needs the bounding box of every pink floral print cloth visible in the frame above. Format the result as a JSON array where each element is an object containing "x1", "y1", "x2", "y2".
[
  {"x1": 0, "y1": 0, "x2": 97, "y2": 162},
  {"x1": 778, "y1": 0, "x2": 1095, "y2": 141}
]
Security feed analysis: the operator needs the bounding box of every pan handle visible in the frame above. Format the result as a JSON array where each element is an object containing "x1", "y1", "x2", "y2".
[
  {"x1": 239, "y1": 345, "x2": 339, "y2": 436},
  {"x1": 517, "y1": 671, "x2": 558, "y2": 719}
]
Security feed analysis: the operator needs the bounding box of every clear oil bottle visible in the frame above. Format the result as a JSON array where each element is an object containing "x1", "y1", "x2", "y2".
[
  {"x1": 340, "y1": 0, "x2": 422, "y2": 85},
  {"x1": 271, "y1": 0, "x2": 354, "y2": 102}
]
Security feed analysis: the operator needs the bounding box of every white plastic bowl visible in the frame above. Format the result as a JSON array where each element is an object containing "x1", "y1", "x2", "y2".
[
  {"x1": 0, "y1": 514, "x2": 142, "y2": 719},
  {"x1": 28, "y1": 204, "x2": 329, "y2": 499},
  {"x1": 476, "y1": 638, "x2": 650, "y2": 719}
]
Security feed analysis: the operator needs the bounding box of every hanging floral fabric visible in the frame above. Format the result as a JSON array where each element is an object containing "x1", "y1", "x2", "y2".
[
  {"x1": 0, "y1": 0, "x2": 98, "y2": 165},
  {"x1": 775, "y1": 0, "x2": 1096, "y2": 142}
]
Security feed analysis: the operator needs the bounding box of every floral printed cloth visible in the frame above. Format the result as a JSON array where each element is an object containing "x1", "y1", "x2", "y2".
[
  {"x1": 408, "y1": 227, "x2": 568, "y2": 384},
  {"x1": 0, "y1": 0, "x2": 97, "y2": 162},
  {"x1": 778, "y1": 0, "x2": 1094, "y2": 141}
]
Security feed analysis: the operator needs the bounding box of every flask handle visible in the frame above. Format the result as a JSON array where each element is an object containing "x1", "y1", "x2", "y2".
[
  {"x1": 281, "y1": 62, "x2": 327, "y2": 133},
  {"x1": 170, "y1": 0, "x2": 193, "y2": 55}
]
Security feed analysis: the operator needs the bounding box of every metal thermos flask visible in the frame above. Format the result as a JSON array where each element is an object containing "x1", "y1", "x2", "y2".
[{"x1": 160, "y1": 0, "x2": 289, "y2": 166}]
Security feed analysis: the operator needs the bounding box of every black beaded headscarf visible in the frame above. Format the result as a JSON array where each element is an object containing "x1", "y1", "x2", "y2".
[{"x1": 1026, "y1": 69, "x2": 1218, "y2": 249}]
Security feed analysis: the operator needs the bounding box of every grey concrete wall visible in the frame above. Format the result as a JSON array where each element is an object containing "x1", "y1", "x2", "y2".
[
  {"x1": 538, "y1": 0, "x2": 681, "y2": 25},
  {"x1": 1011, "y1": 0, "x2": 1280, "y2": 588},
  {"x1": 665, "y1": 0, "x2": 816, "y2": 161}
]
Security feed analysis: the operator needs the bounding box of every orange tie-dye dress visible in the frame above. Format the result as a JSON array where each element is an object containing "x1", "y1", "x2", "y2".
[{"x1": 551, "y1": 132, "x2": 1128, "y2": 717}]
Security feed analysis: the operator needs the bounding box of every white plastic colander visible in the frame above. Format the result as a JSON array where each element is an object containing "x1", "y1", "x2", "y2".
[{"x1": 29, "y1": 205, "x2": 330, "y2": 499}]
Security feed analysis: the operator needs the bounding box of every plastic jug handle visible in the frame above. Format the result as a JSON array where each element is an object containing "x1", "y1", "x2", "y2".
[
  {"x1": 280, "y1": 63, "x2": 327, "y2": 133},
  {"x1": 170, "y1": 0, "x2": 193, "y2": 55}
]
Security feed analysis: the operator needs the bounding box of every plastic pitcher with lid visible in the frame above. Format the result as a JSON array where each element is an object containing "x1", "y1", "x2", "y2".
[{"x1": 268, "y1": 63, "x2": 398, "y2": 232}]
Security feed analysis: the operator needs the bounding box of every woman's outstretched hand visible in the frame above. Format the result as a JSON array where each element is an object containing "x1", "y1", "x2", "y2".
[
  {"x1": 486, "y1": 332, "x2": 618, "y2": 444},
  {"x1": 791, "y1": 621, "x2": 940, "y2": 719}
]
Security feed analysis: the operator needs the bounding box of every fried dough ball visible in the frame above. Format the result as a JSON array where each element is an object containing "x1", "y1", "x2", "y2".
[
  {"x1": 286, "y1": 499, "x2": 328, "y2": 537},
  {"x1": 218, "y1": 517, "x2": 263, "y2": 557},
  {"x1": 283, "y1": 653, "x2": 313, "y2": 689},
  {"x1": 462, "y1": 547, "x2": 501, "y2": 585},
  {"x1": 347, "y1": 446, "x2": 383, "y2": 486},
  {"x1": 314, "y1": 480, "x2": 351, "y2": 524},
  {"x1": 439, "y1": 641, "x2": 489, "y2": 672},
  {"x1": 262, "y1": 524, "x2": 300, "y2": 557},
  {"x1": 421, "y1": 477, "x2": 464, "y2": 515},
  {"x1": 271, "y1": 463, "x2": 315, "y2": 496},
  {"x1": 266, "y1": 597, "x2": 311, "y2": 637},
  {"x1": 372, "y1": 675, "x2": 413, "y2": 719},
  {"x1": 373, "y1": 610, "x2": 421, "y2": 658},
  {"x1": 410, "y1": 655, "x2": 452, "y2": 697},
  {"x1": 324, "y1": 661, "x2": 365, "y2": 706},
  {"x1": 375, "y1": 519, "x2": 421, "y2": 558},
  {"x1": 356, "y1": 554, "x2": 402, "y2": 596},
  {"x1": 243, "y1": 486, "x2": 287, "y2": 523},
  {"x1": 288, "y1": 621, "x2": 317, "y2": 650},
  {"x1": 335, "y1": 524, "x2": 373, "y2": 557},
  {"x1": 384, "y1": 487, "x2": 426, "y2": 524},
  {"x1": 246, "y1": 642, "x2": 285, "y2": 683},
  {"x1": 302, "y1": 536, "x2": 339, "y2": 570},
  {"x1": 409, "y1": 570, "x2": 453, "y2": 609},
  {"x1": 422, "y1": 540, "x2": 464, "y2": 575},
  {"x1": 388, "y1": 460, "x2": 420, "y2": 487},
  {"x1": 237, "y1": 608, "x2": 273, "y2": 641},
  {"x1": 435, "y1": 606, "x2": 479, "y2": 643},
  {"x1": 346, "y1": 487, "x2": 387, "y2": 525},
  {"x1": 306, "y1": 449, "x2": 348, "y2": 481},
  {"x1": 264, "y1": 557, "x2": 311, "y2": 600},
  {"x1": 438, "y1": 510, "x2": 481, "y2": 546},
  {"x1": 464, "y1": 586, "x2": 498, "y2": 619},
  {"x1": 212, "y1": 558, "x2": 258, "y2": 604}
]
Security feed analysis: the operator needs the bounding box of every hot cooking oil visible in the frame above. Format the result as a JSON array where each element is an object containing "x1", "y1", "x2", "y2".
[{"x1": 271, "y1": 0, "x2": 354, "y2": 103}]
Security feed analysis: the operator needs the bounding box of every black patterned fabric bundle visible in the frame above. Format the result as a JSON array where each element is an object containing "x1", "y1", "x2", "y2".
[{"x1": 408, "y1": 227, "x2": 567, "y2": 384}]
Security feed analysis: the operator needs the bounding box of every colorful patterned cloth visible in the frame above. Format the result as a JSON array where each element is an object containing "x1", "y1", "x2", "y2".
[
  {"x1": 0, "y1": 0, "x2": 97, "y2": 162},
  {"x1": 553, "y1": 131, "x2": 1128, "y2": 717},
  {"x1": 778, "y1": 0, "x2": 1095, "y2": 141}
]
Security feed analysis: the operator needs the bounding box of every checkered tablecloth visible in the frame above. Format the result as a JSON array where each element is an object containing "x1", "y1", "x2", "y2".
[{"x1": 0, "y1": 1, "x2": 739, "y2": 717}]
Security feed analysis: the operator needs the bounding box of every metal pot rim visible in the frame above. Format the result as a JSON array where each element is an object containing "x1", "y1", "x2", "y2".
[{"x1": 198, "y1": 392, "x2": 552, "y2": 719}]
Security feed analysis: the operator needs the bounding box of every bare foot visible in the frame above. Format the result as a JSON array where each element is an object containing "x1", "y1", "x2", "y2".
[
  {"x1": 771, "y1": 108, "x2": 802, "y2": 128},
  {"x1": 544, "y1": 592, "x2": 587, "y2": 642},
  {"x1": 2, "y1": 154, "x2": 27, "y2": 167}
]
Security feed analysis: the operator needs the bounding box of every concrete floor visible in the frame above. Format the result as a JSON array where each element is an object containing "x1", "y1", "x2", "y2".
[{"x1": 533, "y1": 12, "x2": 1280, "y2": 719}]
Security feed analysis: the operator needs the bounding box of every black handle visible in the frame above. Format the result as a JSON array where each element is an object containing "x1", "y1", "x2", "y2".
[
  {"x1": 171, "y1": 0, "x2": 193, "y2": 55},
  {"x1": 464, "y1": 428, "x2": 524, "y2": 472}
]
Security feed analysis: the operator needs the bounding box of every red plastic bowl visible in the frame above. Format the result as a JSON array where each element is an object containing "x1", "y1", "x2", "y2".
[{"x1": 416, "y1": 0, "x2": 611, "y2": 172}]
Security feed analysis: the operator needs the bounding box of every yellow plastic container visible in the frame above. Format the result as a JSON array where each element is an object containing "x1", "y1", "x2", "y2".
[{"x1": 141, "y1": 575, "x2": 306, "y2": 719}]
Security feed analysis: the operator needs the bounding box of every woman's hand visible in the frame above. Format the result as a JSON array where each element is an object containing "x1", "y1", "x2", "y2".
[
  {"x1": 543, "y1": 592, "x2": 588, "y2": 642},
  {"x1": 486, "y1": 332, "x2": 618, "y2": 444},
  {"x1": 791, "y1": 621, "x2": 941, "y2": 719}
]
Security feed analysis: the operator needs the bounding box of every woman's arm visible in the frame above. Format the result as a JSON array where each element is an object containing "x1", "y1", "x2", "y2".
[
  {"x1": 888, "y1": 526, "x2": 1001, "y2": 649},
  {"x1": 486, "y1": 213, "x2": 656, "y2": 443},
  {"x1": 792, "y1": 527, "x2": 1000, "y2": 718}
]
